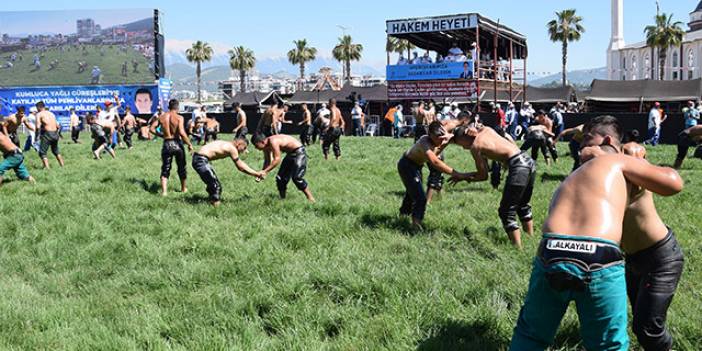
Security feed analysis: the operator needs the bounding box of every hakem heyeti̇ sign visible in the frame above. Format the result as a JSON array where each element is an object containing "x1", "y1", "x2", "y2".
[{"x1": 386, "y1": 15, "x2": 477, "y2": 35}]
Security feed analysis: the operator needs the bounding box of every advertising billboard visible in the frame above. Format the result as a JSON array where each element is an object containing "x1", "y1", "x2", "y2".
[
  {"x1": 387, "y1": 61, "x2": 474, "y2": 81},
  {"x1": 0, "y1": 9, "x2": 157, "y2": 87},
  {"x1": 388, "y1": 80, "x2": 478, "y2": 100},
  {"x1": 0, "y1": 84, "x2": 158, "y2": 129}
]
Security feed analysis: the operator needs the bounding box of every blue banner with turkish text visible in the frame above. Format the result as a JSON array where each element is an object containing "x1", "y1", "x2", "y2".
[{"x1": 386, "y1": 61, "x2": 474, "y2": 81}]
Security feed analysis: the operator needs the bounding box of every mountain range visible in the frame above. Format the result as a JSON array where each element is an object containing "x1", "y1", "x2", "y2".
[
  {"x1": 164, "y1": 44, "x2": 607, "y2": 92},
  {"x1": 164, "y1": 48, "x2": 384, "y2": 91},
  {"x1": 529, "y1": 67, "x2": 607, "y2": 88}
]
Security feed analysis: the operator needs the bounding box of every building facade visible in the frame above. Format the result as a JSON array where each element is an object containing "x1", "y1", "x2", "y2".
[{"x1": 608, "y1": 0, "x2": 702, "y2": 81}]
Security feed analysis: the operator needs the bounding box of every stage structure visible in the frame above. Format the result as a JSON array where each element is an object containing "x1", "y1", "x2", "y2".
[{"x1": 385, "y1": 13, "x2": 528, "y2": 108}]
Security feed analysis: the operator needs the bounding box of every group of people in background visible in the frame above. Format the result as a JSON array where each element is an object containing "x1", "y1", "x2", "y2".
[{"x1": 397, "y1": 42, "x2": 478, "y2": 66}]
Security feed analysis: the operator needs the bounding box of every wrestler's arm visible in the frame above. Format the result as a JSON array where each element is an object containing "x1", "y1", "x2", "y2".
[
  {"x1": 467, "y1": 148, "x2": 490, "y2": 182},
  {"x1": 21, "y1": 117, "x2": 34, "y2": 131},
  {"x1": 149, "y1": 118, "x2": 162, "y2": 137},
  {"x1": 621, "y1": 156, "x2": 683, "y2": 196},
  {"x1": 177, "y1": 117, "x2": 193, "y2": 151},
  {"x1": 231, "y1": 149, "x2": 260, "y2": 177},
  {"x1": 261, "y1": 142, "x2": 282, "y2": 174},
  {"x1": 557, "y1": 127, "x2": 576, "y2": 140},
  {"x1": 426, "y1": 148, "x2": 457, "y2": 176}
]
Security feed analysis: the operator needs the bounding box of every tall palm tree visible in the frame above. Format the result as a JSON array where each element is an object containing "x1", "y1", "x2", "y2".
[
  {"x1": 645, "y1": 13, "x2": 684, "y2": 80},
  {"x1": 185, "y1": 41, "x2": 213, "y2": 103},
  {"x1": 287, "y1": 39, "x2": 317, "y2": 80},
  {"x1": 394, "y1": 39, "x2": 416, "y2": 61},
  {"x1": 386, "y1": 37, "x2": 399, "y2": 65},
  {"x1": 332, "y1": 35, "x2": 363, "y2": 81},
  {"x1": 228, "y1": 46, "x2": 256, "y2": 93},
  {"x1": 547, "y1": 9, "x2": 585, "y2": 87}
]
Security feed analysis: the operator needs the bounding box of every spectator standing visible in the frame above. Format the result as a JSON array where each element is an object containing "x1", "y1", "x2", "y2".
[
  {"x1": 684, "y1": 100, "x2": 700, "y2": 128},
  {"x1": 393, "y1": 105, "x2": 404, "y2": 139},
  {"x1": 646, "y1": 102, "x2": 665, "y2": 146},
  {"x1": 313, "y1": 103, "x2": 330, "y2": 143},
  {"x1": 505, "y1": 102, "x2": 519, "y2": 139},
  {"x1": 351, "y1": 102, "x2": 364, "y2": 136}
]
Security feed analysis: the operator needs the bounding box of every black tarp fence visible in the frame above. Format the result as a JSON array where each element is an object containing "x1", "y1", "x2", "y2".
[{"x1": 203, "y1": 111, "x2": 684, "y2": 145}]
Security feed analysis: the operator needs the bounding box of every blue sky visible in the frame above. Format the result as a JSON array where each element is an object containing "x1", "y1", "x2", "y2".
[
  {"x1": 1, "y1": 0, "x2": 697, "y2": 74},
  {"x1": 0, "y1": 9, "x2": 151, "y2": 35}
]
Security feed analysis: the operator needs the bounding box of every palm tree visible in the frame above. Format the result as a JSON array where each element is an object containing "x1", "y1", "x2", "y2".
[
  {"x1": 228, "y1": 46, "x2": 256, "y2": 93},
  {"x1": 645, "y1": 13, "x2": 684, "y2": 80},
  {"x1": 394, "y1": 39, "x2": 416, "y2": 61},
  {"x1": 547, "y1": 9, "x2": 585, "y2": 87},
  {"x1": 185, "y1": 41, "x2": 213, "y2": 103},
  {"x1": 386, "y1": 37, "x2": 399, "y2": 65},
  {"x1": 287, "y1": 39, "x2": 317, "y2": 80},
  {"x1": 332, "y1": 35, "x2": 363, "y2": 81}
]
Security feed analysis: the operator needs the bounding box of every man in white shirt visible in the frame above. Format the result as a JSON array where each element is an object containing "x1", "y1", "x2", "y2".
[
  {"x1": 449, "y1": 103, "x2": 461, "y2": 120},
  {"x1": 91, "y1": 66, "x2": 101, "y2": 84},
  {"x1": 69, "y1": 108, "x2": 81, "y2": 143},
  {"x1": 313, "y1": 103, "x2": 331, "y2": 144},
  {"x1": 23, "y1": 107, "x2": 39, "y2": 152},
  {"x1": 448, "y1": 43, "x2": 464, "y2": 57},
  {"x1": 518, "y1": 102, "x2": 535, "y2": 140},
  {"x1": 393, "y1": 105, "x2": 404, "y2": 139},
  {"x1": 646, "y1": 102, "x2": 665, "y2": 146}
]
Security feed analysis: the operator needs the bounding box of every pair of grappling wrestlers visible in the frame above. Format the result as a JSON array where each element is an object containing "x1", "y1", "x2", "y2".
[
  {"x1": 399, "y1": 116, "x2": 685, "y2": 350},
  {"x1": 1, "y1": 101, "x2": 64, "y2": 185},
  {"x1": 150, "y1": 99, "x2": 314, "y2": 206}
]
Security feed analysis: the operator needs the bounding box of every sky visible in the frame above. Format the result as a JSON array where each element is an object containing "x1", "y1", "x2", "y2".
[
  {"x1": 1, "y1": 0, "x2": 698, "y2": 75},
  {"x1": 0, "y1": 9, "x2": 151, "y2": 35}
]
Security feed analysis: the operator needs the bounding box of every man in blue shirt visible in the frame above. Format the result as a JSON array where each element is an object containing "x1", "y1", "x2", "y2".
[{"x1": 684, "y1": 100, "x2": 700, "y2": 128}]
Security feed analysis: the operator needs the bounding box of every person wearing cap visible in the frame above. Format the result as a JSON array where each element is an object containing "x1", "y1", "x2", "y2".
[
  {"x1": 684, "y1": 100, "x2": 700, "y2": 129},
  {"x1": 646, "y1": 102, "x2": 665, "y2": 146},
  {"x1": 518, "y1": 102, "x2": 535, "y2": 140}
]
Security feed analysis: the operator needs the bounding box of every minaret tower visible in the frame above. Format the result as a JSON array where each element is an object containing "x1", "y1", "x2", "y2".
[{"x1": 607, "y1": 0, "x2": 625, "y2": 80}]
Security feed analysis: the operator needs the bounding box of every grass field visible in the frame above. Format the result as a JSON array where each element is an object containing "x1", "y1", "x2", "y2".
[
  {"x1": 1, "y1": 133, "x2": 701, "y2": 350},
  {"x1": 1, "y1": 46, "x2": 152, "y2": 86}
]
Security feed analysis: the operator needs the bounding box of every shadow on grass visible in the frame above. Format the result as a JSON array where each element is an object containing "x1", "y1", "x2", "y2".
[
  {"x1": 358, "y1": 212, "x2": 417, "y2": 235},
  {"x1": 552, "y1": 320, "x2": 584, "y2": 350},
  {"x1": 484, "y1": 226, "x2": 510, "y2": 247},
  {"x1": 129, "y1": 178, "x2": 160, "y2": 194},
  {"x1": 541, "y1": 173, "x2": 567, "y2": 182},
  {"x1": 183, "y1": 194, "x2": 211, "y2": 205},
  {"x1": 416, "y1": 319, "x2": 506, "y2": 351},
  {"x1": 385, "y1": 190, "x2": 405, "y2": 198}
]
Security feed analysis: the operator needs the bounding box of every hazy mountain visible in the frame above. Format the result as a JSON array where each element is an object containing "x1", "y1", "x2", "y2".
[
  {"x1": 164, "y1": 48, "x2": 384, "y2": 78},
  {"x1": 166, "y1": 65, "x2": 232, "y2": 91},
  {"x1": 530, "y1": 67, "x2": 607, "y2": 87},
  {"x1": 117, "y1": 18, "x2": 154, "y2": 32}
]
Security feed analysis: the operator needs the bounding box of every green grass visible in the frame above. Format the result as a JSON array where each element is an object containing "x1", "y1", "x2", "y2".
[
  {"x1": 1, "y1": 134, "x2": 701, "y2": 350},
  {"x1": 1, "y1": 46, "x2": 152, "y2": 86}
]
